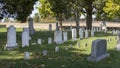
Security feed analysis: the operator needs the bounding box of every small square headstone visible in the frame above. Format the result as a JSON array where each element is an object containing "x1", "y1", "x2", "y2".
[
  {"x1": 24, "y1": 52, "x2": 30, "y2": 60},
  {"x1": 55, "y1": 46, "x2": 59, "y2": 52},
  {"x1": 42, "y1": 50, "x2": 48, "y2": 56}
]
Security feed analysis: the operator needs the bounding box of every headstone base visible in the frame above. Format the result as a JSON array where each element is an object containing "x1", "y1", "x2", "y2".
[
  {"x1": 55, "y1": 41, "x2": 64, "y2": 44},
  {"x1": 6, "y1": 46, "x2": 17, "y2": 50},
  {"x1": 87, "y1": 53, "x2": 110, "y2": 62}
]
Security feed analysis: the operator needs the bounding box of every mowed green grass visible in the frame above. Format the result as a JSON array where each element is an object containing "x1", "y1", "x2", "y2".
[{"x1": 0, "y1": 28, "x2": 119, "y2": 68}]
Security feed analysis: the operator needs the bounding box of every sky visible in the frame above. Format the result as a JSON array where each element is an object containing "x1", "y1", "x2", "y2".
[{"x1": 30, "y1": 1, "x2": 39, "y2": 17}]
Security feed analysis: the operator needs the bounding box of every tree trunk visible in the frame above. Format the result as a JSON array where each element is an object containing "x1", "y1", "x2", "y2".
[
  {"x1": 86, "y1": 0, "x2": 93, "y2": 29},
  {"x1": 75, "y1": 9, "x2": 80, "y2": 31}
]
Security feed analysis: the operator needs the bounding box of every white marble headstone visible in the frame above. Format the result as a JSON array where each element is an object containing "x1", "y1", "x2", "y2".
[
  {"x1": 22, "y1": 31, "x2": 29, "y2": 47},
  {"x1": 79, "y1": 28, "x2": 83, "y2": 39},
  {"x1": 91, "y1": 29, "x2": 94, "y2": 37},
  {"x1": 42, "y1": 50, "x2": 48, "y2": 56},
  {"x1": 55, "y1": 46, "x2": 59, "y2": 52},
  {"x1": 85, "y1": 29, "x2": 88, "y2": 38},
  {"x1": 54, "y1": 31, "x2": 63, "y2": 44},
  {"x1": 63, "y1": 31, "x2": 68, "y2": 42},
  {"x1": 72, "y1": 28, "x2": 77, "y2": 41},
  {"x1": 37, "y1": 38, "x2": 42, "y2": 44},
  {"x1": 24, "y1": 52, "x2": 30, "y2": 60},
  {"x1": 48, "y1": 37, "x2": 52, "y2": 44},
  {"x1": 6, "y1": 25, "x2": 17, "y2": 50}
]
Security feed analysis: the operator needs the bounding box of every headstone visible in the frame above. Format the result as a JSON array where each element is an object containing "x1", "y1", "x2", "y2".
[
  {"x1": 23, "y1": 28, "x2": 29, "y2": 34},
  {"x1": 79, "y1": 28, "x2": 83, "y2": 40},
  {"x1": 72, "y1": 28, "x2": 77, "y2": 41},
  {"x1": 22, "y1": 31, "x2": 29, "y2": 47},
  {"x1": 91, "y1": 29, "x2": 94, "y2": 37},
  {"x1": 116, "y1": 32, "x2": 120, "y2": 51},
  {"x1": 63, "y1": 31, "x2": 68, "y2": 42},
  {"x1": 24, "y1": 52, "x2": 30, "y2": 60},
  {"x1": 54, "y1": 31, "x2": 63, "y2": 44},
  {"x1": 112, "y1": 29, "x2": 115, "y2": 35},
  {"x1": 70, "y1": 25, "x2": 72, "y2": 31},
  {"x1": 55, "y1": 46, "x2": 59, "y2": 52},
  {"x1": 28, "y1": 16, "x2": 35, "y2": 35},
  {"x1": 87, "y1": 39, "x2": 110, "y2": 62},
  {"x1": 56, "y1": 22, "x2": 59, "y2": 31},
  {"x1": 31, "y1": 42, "x2": 37, "y2": 45},
  {"x1": 6, "y1": 25, "x2": 17, "y2": 50},
  {"x1": 37, "y1": 38, "x2": 42, "y2": 44},
  {"x1": 42, "y1": 50, "x2": 48, "y2": 56},
  {"x1": 85, "y1": 29, "x2": 88, "y2": 38},
  {"x1": 77, "y1": 42, "x2": 80, "y2": 48},
  {"x1": 49, "y1": 24, "x2": 52, "y2": 31},
  {"x1": 48, "y1": 37, "x2": 52, "y2": 44}
]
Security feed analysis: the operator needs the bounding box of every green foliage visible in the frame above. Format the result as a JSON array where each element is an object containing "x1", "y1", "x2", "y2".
[
  {"x1": 0, "y1": 0, "x2": 37, "y2": 22},
  {"x1": 38, "y1": 0, "x2": 54, "y2": 18},
  {"x1": 103, "y1": 0, "x2": 120, "y2": 19},
  {"x1": 33, "y1": 13, "x2": 40, "y2": 23}
]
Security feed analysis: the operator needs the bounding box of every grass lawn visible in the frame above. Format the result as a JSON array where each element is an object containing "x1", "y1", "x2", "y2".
[{"x1": 0, "y1": 28, "x2": 119, "y2": 68}]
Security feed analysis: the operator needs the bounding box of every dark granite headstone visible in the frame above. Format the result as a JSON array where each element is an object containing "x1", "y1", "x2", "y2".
[
  {"x1": 87, "y1": 39, "x2": 109, "y2": 62},
  {"x1": 28, "y1": 16, "x2": 35, "y2": 35},
  {"x1": 56, "y1": 22, "x2": 59, "y2": 31}
]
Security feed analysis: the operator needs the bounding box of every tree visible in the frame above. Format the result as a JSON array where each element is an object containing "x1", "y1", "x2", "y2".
[
  {"x1": 103, "y1": 0, "x2": 120, "y2": 20},
  {"x1": 0, "y1": 0, "x2": 37, "y2": 22}
]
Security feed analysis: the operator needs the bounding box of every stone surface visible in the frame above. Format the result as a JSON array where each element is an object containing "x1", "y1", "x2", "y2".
[
  {"x1": 87, "y1": 39, "x2": 109, "y2": 62},
  {"x1": 28, "y1": 16, "x2": 35, "y2": 35},
  {"x1": 116, "y1": 32, "x2": 120, "y2": 51},
  {"x1": 37, "y1": 38, "x2": 42, "y2": 44},
  {"x1": 55, "y1": 46, "x2": 59, "y2": 52},
  {"x1": 91, "y1": 29, "x2": 94, "y2": 37},
  {"x1": 63, "y1": 31, "x2": 68, "y2": 42},
  {"x1": 56, "y1": 22, "x2": 59, "y2": 31},
  {"x1": 48, "y1": 37, "x2": 52, "y2": 44},
  {"x1": 85, "y1": 29, "x2": 88, "y2": 38},
  {"x1": 22, "y1": 31, "x2": 29, "y2": 47},
  {"x1": 42, "y1": 50, "x2": 48, "y2": 56},
  {"x1": 49, "y1": 24, "x2": 52, "y2": 31},
  {"x1": 79, "y1": 28, "x2": 83, "y2": 40},
  {"x1": 6, "y1": 25, "x2": 17, "y2": 50},
  {"x1": 54, "y1": 31, "x2": 63, "y2": 44},
  {"x1": 24, "y1": 52, "x2": 30, "y2": 60},
  {"x1": 72, "y1": 28, "x2": 77, "y2": 41}
]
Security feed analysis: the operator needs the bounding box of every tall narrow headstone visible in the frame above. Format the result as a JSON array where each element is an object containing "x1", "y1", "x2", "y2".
[
  {"x1": 79, "y1": 28, "x2": 83, "y2": 40},
  {"x1": 70, "y1": 25, "x2": 72, "y2": 31},
  {"x1": 112, "y1": 29, "x2": 115, "y2": 35},
  {"x1": 54, "y1": 31, "x2": 63, "y2": 44},
  {"x1": 85, "y1": 29, "x2": 88, "y2": 38},
  {"x1": 22, "y1": 31, "x2": 29, "y2": 47},
  {"x1": 56, "y1": 22, "x2": 59, "y2": 31},
  {"x1": 48, "y1": 37, "x2": 52, "y2": 44},
  {"x1": 63, "y1": 31, "x2": 68, "y2": 42},
  {"x1": 28, "y1": 16, "x2": 35, "y2": 35},
  {"x1": 116, "y1": 32, "x2": 120, "y2": 51},
  {"x1": 6, "y1": 25, "x2": 17, "y2": 50},
  {"x1": 87, "y1": 39, "x2": 109, "y2": 62},
  {"x1": 91, "y1": 29, "x2": 94, "y2": 37},
  {"x1": 72, "y1": 28, "x2": 77, "y2": 41},
  {"x1": 49, "y1": 24, "x2": 52, "y2": 31}
]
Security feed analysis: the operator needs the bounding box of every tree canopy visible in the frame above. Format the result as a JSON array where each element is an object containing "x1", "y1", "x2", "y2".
[{"x1": 0, "y1": 0, "x2": 37, "y2": 22}]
